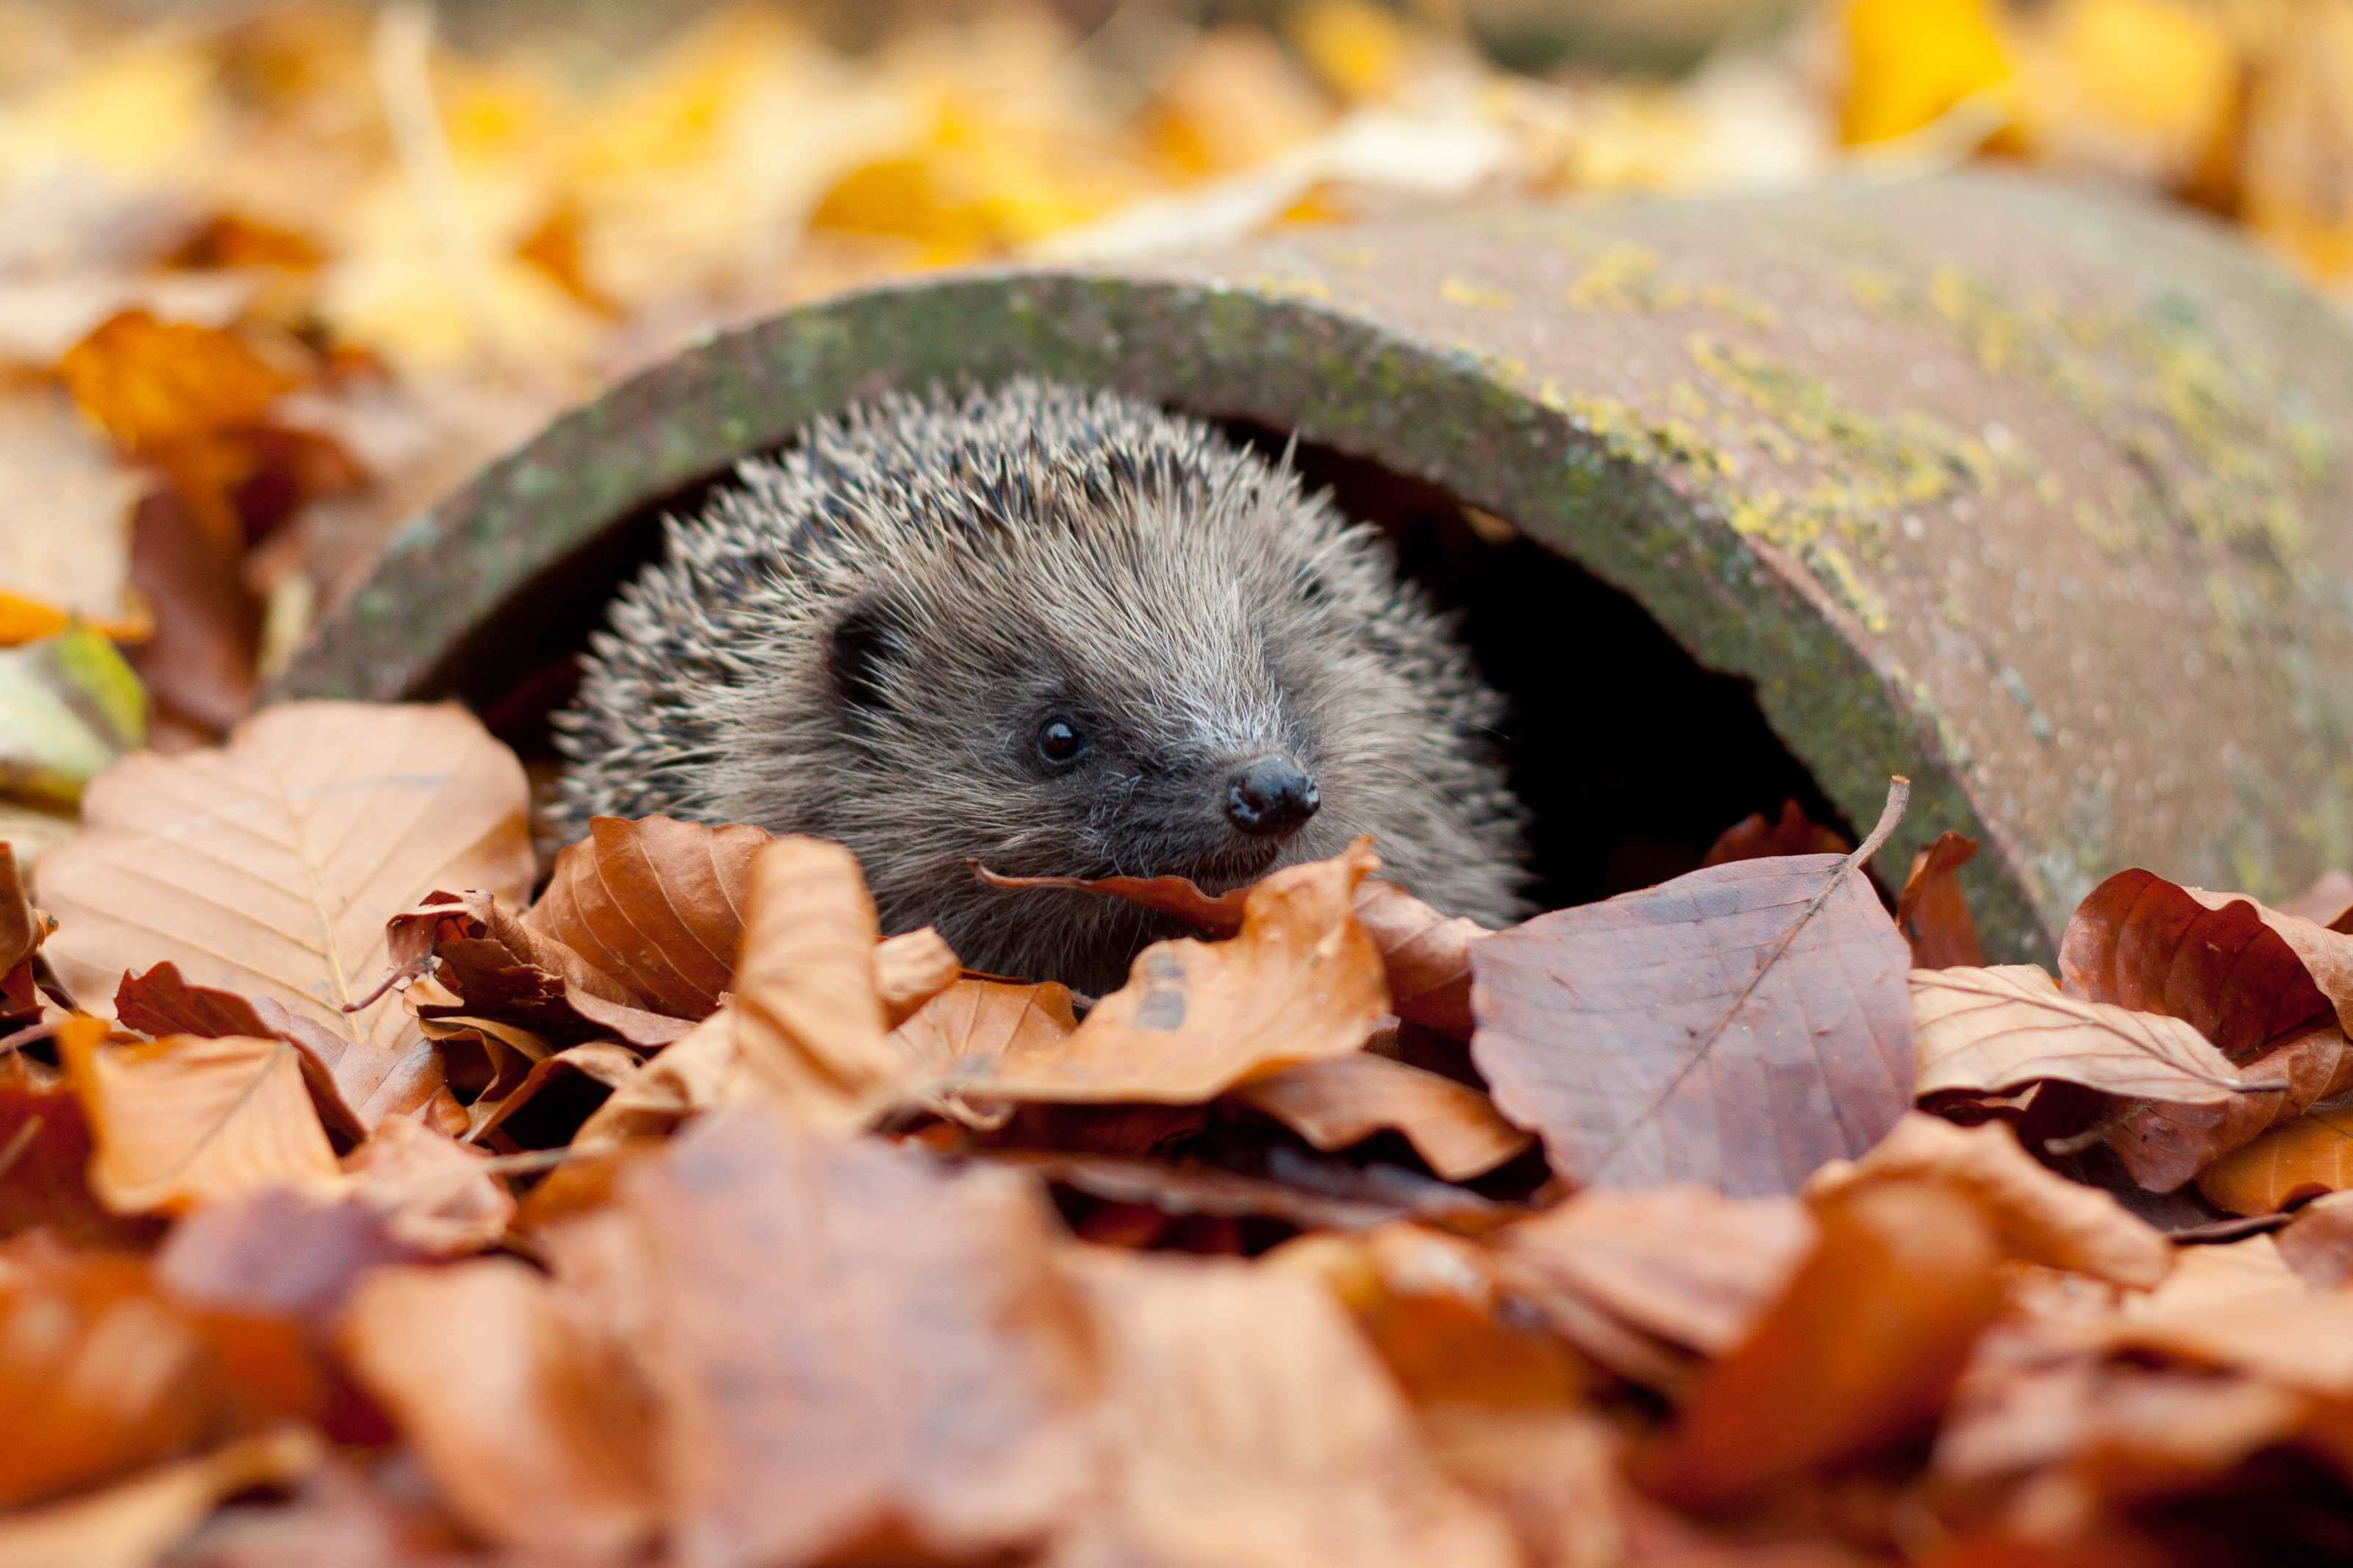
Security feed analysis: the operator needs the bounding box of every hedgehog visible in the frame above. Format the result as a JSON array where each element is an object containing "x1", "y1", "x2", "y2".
[{"x1": 551, "y1": 378, "x2": 1531, "y2": 995}]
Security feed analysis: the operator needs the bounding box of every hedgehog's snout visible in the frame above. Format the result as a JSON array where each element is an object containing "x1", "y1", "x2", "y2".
[{"x1": 1226, "y1": 756, "x2": 1320, "y2": 837}]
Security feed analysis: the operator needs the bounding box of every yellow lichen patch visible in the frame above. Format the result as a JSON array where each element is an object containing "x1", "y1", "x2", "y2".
[
  {"x1": 1565, "y1": 246, "x2": 1692, "y2": 312},
  {"x1": 1438, "y1": 277, "x2": 1514, "y2": 310},
  {"x1": 1699, "y1": 283, "x2": 1779, "y2": 330}
]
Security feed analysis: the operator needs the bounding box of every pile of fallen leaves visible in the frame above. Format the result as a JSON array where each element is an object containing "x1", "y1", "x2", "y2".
[
  {"x1": 5, "y1": 698, "x2": 2353, "y2": 1566},
  {"x1": 16, "y1": 0, "x2": 2353, "y2": 820}
]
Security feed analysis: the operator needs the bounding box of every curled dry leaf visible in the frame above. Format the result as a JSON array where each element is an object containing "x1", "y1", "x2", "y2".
[
  {"x1": 963, "y1": 841, "x2": 1388, "y2": 1106},
  {"x1": 1273, "y1": 1223, "x2": 1583, "y2": 1412},
  {"x1": 1491, "y1": 1188, "x2": 1817, "y2": 1376},
  {"x1": 2060, "y1": 870, "x2": 2335, "y2": 1054},
  {"x1": 2275, "y1": 1189, "x2": 2353, "y2": 1289},
  {"x1": 2106, "y1": 1247, "x2": 2353, "y2": 1396},
  {"x1": 1069, "y1": 1249, "x2": 1521, "y2": 1568},
  {"x1": 1912, "y1": 964, "x2": 2250, "y2": 1104},
  {"x1": 0, "y1": 1426, "x2": 321, "y2": 1568},
  {"x1": 341, "y1": 1113, "x2": 516, "y2": 1253},
  {"x1": 386, "y1": 887, "x2": 689, "y2": 1050},
  {"x1": 340, "y1": 1259, "x2": 657, "y2": 1564},
  {"x1": 1700, "y1": 798, "x2": 1850, "y2": 866},
  {"x1": 571, "y1": 1005, "x2": 737, "y2": 1146},
  {"x1": 727, "y1": 837, "x2": 914, "y2": 1129},
  {"x1": 893, "y1": 978, "x2": 1079, "y2": 1077},
  {"x1": 0, "y1": 842, "x2": 53, "y2": 1023},
  {"x1": 524, "y1": 815, "x2": 771, "y2": 1019},
  {"x1": 618, "y1": 1106, "x2": 1097, "y2": 1568},
  {"x1": 873, "y1": 926, "x2": 961, "y2": 1028},
  {"x1": 1235, "y1": 1051, "x2": 1532, "y2": 1181},
  {"x1": 1896, "y1": 829, "x2": 1985, "y2": 969},
  {"x1": 1350, "y1": 879, "x2": 1490, "y2": 1037},
  {"x1": 1473, "y1": 780, "x2": 1914, "y2": 1195},
  {"x1": 982, "y1": 864, "x2": 1485, "y2": 1039},
  {"x1": 60, "y1": 1017, "x2": 345, "y2": 1214},
  {"x1": 2196, "y1": 1108, "x2": 2353, "y2": 1215},
  {"x1": 38, "y1": 702, "x2": 534, "y2": 1128},
  {"x1": 0, "y1": 1051, "x2": 160, "y2": 1248},
  {"x1": 994, "y1": 1149, "x2": 1499, "y2": 1237},
  {"x1": 976, "y1": 863, "x2": 1249, "y2": 936},
  {"x1": 115, "y1": 962, "x2": 368, "y2": 1145},
  {"x1": 1645, "y1": 1177, "x2": 2006, "y2": 1511},
  {"x1": 2109, "y1": 1020, "x2": 2353, "y2": 1193},
  {"x1": 471, "y1": 1041, "x2": 642, "y2": 1152},
  {"x1": 1804, "y1": 1111, "x2": 2171, "y2": 1288}
]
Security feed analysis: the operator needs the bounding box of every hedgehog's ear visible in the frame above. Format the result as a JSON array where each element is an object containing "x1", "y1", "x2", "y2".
[{"x1": 828, "y1": 601, "x2": 901, "y2": 723}]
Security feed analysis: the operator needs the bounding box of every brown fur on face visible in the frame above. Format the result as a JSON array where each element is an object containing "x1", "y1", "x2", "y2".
[{"x1": 554, "y1": 379, "x2": 1529, "y2": 993}]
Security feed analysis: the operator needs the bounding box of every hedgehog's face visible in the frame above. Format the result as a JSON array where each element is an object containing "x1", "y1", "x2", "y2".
[{"x1": 793, "y1": 514, "x2": 1374, "y2": 989}]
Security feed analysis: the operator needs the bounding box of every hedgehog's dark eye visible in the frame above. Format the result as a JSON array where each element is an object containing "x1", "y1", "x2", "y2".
[{"x1": 1036, "y1": 718, "x2": 1087, "y2": 765}]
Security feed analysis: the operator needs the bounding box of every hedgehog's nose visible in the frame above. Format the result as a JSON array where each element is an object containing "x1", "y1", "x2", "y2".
[{"x1": 1227, "y1": 756, "x2": 1321, "y2": 836}]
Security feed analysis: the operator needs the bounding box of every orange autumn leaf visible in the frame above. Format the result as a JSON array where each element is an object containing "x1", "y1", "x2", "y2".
[
  {"x1": 1897, "y1": 829, "x2": 1985, "y2": 969},
  {"x1": 964, "y1": 841, "x2": 1388, "y2": 1106},
  {"x1": 56, "y1": 310, "x2": 296, "y2": 454},
  {"x1": 60, "y1": 1018, "x2": 345, "y2": 1215},
  {"x1": 1645, "y1": 1177, "x2": 2005, "y2": 1509},
  {"x1": 340, "y1": 1259, "x2": 657, "y2": 1562},
  {"x1": 1236, "y1": 1051, "x2": 1532, "y2": 1182},
  {"x1": 2196, "y1": 1109, "x2": 2353, "y2": 1215},
  {"x1": 524, "y1": 815, "x2": 772, "y2": 1020}
]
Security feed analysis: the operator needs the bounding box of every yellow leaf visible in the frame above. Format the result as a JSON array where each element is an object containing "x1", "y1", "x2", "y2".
[
  {"x1": 1288, "y1": 0, "x2": 1410, "y2": 102},
  {"x1": 1840, "y1": 0, "x2": 2013, "y2": 146}
]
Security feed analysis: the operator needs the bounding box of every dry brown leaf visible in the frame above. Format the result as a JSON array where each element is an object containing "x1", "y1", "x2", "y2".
[
  {"x1": 1473, "y1": 781, "x2": 1913, "y2": 1195},
  {"x1": 1646, "y1": 1177, "x2": 2006, "y2": 1510},
  {"x1": 1491, "y1": 1186, "x2": 1816, "y2": 1369},
  {"x1": 0, "y1": 1051, "x2": 160, "y2": 1249},
  {"x1": 0, "y1": 1427, "x2": 321, "y2": 1568},
  {"x1": 2107, "y1": 1247, "x2": 2353, "y2": 1396},
  {"x1": 1351, "y1": 878, "x2": 1490, "y2": 1037},
  {"x1": 1804, "y1": 1111, "x2": 2171, "y2": 1288},
  {"x1": 385, "y1": 887, "x2": 688, "y2": 1050},
  {"x1": 994, "y1": 1148, "x2": 1499, "y2": 1238},
  {"x1": 524, "y1": 815, "x2": 771, "y2": 1019},
  {"x1": 470, "y1": 1041, "x2": 642, "y2": 1152},
  {"x1": 2195, "y1": 1108, "x2": 2353, "y2": 1215},
  {"x1": 873, "y1": 926, "x2": 961, "y2": 1028},
  {"x1": 976, "y1": 863, "x2": 1249, "y2": 936},
  {"x1": 1700, "y1": 798, "x2": 1851, "y2": 866},
  {"x1": 726, "y1": 837, "x2": 915, "y2": 1129},
  {"x1": 960, "y1": 841, "x2": 1388, "y2": 1106},
  {"x1": 571, "y1": 1004, "x2": 738, "y2": 1146},
  {"x1": 40, "y1": 702, "x2": 533, "y2": 1128},
  {"x1": 340, "y1": 1259, "x2": 657, "y2": 1563},
  {"x1": 57, "y1": 311, "x2": 296, "y2": 457},
  {"x1": 1069, "y1": 1248, "x2": 1521, "y2": 1568},
  {"x1": 2060, "y1": 870, "x2": 2335, "y2": 1056},
  {"x1": 2108, "y1": 1019, "x2": 2352, "y2": 1192},
  {"x1": 2277, "y1": 1189, "x2": 2353, "y2": 1289},
  {"x1": 341, "y1": 1112, "x2": 515, "y2": 1253},
  {"x1": 1274, "y1": 1222, "x2": 1583, "y2": 1411},
  {"x1": 60, "y1": 1017, "x2": 346, "y2": 1214},
  {"x1": 114, "y1": 962, "x2": 368, "y2": 1146},
  {"x1": 891, "y1": 978, "x2": 1079, "y2": 1078},
  {"x1": 1236, "y1": 1051, "x2": 1532, "y2": 1181},
  {"x1": 1897, "y1": 829, "x2": 1985, "y2": 969},
  {"x1": 1912, "y1": 964, "x2": 2251, "y2": 1104},
  {"x1": 0, "y1": 842, "x2": 51, "y2": 1024},
  {"x1": 618, "y1": 1106, "x2": 1096, "y2": 1567},
  {"x1": 152, "y1": 1187, "x2": 421, "y2": 1333}
]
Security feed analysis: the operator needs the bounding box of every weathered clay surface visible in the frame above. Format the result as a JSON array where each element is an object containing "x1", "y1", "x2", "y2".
[{"x1": 282, "y1": 169, "x2": 2353, "y2": 961}]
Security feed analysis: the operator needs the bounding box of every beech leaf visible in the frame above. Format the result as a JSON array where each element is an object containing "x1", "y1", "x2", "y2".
[
  {"x1": 1896, "y1": 829, "x2": 1984, "y2": 969},
  {"x1": 1471, "y1": 778, "x2": 1914, "y2": 1195},
  {"x1": 1235, "y1": 1051, "x2": 1532, "y2": 1181},
  {"x1": 2060, "y1": 870, "x2": 2334, "y2": 1056},
  {"x1": 1071, "y1": 1250, "x2": 1521, "y2": 1568},
  {"x1": 38, "y1": 702, "x2": 533, "y2": 1128},
  {"x1": 618, "y1": 1106, "x2": 1097, "y2": 1567},
  {"x1": 59, "y1": 1017, "x2": 346, "y2": 1214},
  {"x1": 524, "y1": 815, "x2": 771, "y2": 1019},
  {"x1": 340, "y1": 1259, "x2": 657, "y2": 1562},
  {"x1": 2196, "y1": 1109, "x2": 2353, "y2": 1216},
  {"x1": 1911, "y1": 964, "x2": 2253, "y2": 1103},
  {"x1": 959, "y1": 841, "x2": 1388, "y2": 1106}
]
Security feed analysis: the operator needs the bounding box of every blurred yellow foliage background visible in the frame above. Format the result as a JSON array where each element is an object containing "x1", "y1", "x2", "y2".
[{"x1": 3, "y1": 0, "x2": 2353, "y2": 756}]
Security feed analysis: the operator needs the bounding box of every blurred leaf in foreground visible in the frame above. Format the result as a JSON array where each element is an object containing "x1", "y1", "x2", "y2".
[{"x1": 0, "y1": 623, "x2": 145, "y2": 809}]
